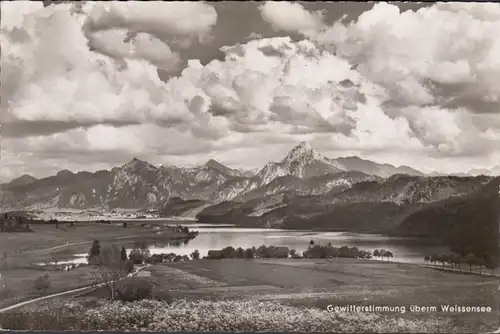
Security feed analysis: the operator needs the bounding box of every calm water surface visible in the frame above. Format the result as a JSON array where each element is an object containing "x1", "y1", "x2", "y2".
[
  {"x1": 51, "y1": 222, "x2": 446, "y2": 265},
  {"x1": 150, "y1": 225, "x2": 446, "y2": 264}
]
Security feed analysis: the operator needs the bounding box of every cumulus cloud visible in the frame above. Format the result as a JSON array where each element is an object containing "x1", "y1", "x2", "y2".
[
  {"x1": 259, "y1": 2, "x2": 325, "y2": 35},
  {"x1": 1, "y1": 1, "x2": 500, "y2": 180},
  {"x1": 260, "y1": 2, "x2": 500, "y2": 113},
  {"x1": 84, "y1": 1, "x2": 217, "y2": 40},
  {"x1": 81, "y1": 1, "x2": 217, "y2": 69}
]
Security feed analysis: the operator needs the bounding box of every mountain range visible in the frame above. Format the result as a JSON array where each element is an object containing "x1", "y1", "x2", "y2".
[
  {"x1": 0, "y1": 141, "x2": 497, "y2": 213},
  {"x1": 1, "y1": 141, "x2": 498, "y2": 258}
]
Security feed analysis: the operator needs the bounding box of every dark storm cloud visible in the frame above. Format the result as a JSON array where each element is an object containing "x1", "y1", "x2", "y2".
[{"x1": 0, "y1": 120, "x2": 141, "y2": 138}]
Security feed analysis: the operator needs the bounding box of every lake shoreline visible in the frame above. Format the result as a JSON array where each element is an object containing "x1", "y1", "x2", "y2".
[
  {"x1": 30, "y1": 222, "x2": 448, "y2": 267},
  {"x1": 172, "y1": 219, "x2": 445, "y2": 245}
]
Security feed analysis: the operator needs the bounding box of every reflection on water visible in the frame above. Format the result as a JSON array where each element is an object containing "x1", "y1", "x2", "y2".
[
  {"x1": 40, "y1": 224, "x2": 447, "y2": 265},
  {"x1": 148, "y1": 226, "x2": 447, "y2": 264}
]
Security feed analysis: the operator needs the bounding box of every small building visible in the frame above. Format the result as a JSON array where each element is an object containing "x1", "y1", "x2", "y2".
[{"x1": 207, "y1": 250, "x2": 223, "y2": 259}]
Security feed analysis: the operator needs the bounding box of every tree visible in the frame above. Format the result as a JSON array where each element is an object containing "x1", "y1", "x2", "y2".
[
  {"x1": 465, "y1": 253, "x2": 477, "y2": 272},
  {"x1": 221, "y1": 246, "x2": 236, "y2": 258},
  {"x1": 87, "y1": 240, "x2": 101, "y2": 264},
  {"x1": 190, "y1": 249, "x2": 200, "y2": 260},
  {"x1": 33, "y1": 274, "x2": 50, "y2": 293},
  {"x1": 309, "y1": 240, "x2": 315, "y2": 247},
  {"x1": 373, "y1": 249, "x2": 381, "y2": 260},
  {"x1": 120, "y1": 246, "x2": 128, "y2": 262},
  {"x1": 436, "y1": 253, "x2": 448, "y2": 268},
  {"x1": 379, "y1": 249, "x2": 387, "y2": 262},
  {"x1": 424, "y1": 255, "x2": 430, "y2": 263},
  {"x1": 450, "y1": 252, "x2": 464, "y2": 271},
  {"x1": 256, "y1": 245, "x2": 268, "y2": 258},
  {"x1": 235, "y1": 247, "x2": 245, "y2": 258},
  {"x1": 359, "y1": 250, "x2": 372, "y2": 259},
  {"x1": 244, "y1": 248, "x2": 254, "y2": 259},
  {"x1": 95, "y1": 245, "x2": 134, "y2": 300},
  {"x1": 385, "y1": 251, "x2": 394, "y2": 262},
  {"x1": 484, "y1": 256, "x2": 497, "y2": 275},
  {"x1": 475, "y1": 257, "x2": 486, "y2": 273},
  {"x1": 289, "y1": 249, "x2": 298, "y2": 258}
]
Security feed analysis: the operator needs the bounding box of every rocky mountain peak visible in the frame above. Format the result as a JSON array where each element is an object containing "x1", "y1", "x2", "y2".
[
  {"x1": 122, "y1": 157, "x2": 156, "y2": 172},
  {"x1": 205, "y1": 159, "x2": 224, "y2": 169},
  {"x1": 203, "y1": 159, "x2": 241, "y2": 178},
  {"x1": 282, "y1": 141, "x2": 319, "y2": 163}
]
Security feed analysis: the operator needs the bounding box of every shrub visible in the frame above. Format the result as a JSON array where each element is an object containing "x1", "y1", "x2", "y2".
[
  {"x1": 33, "y1": 274, "x2": 50, "y2": 293},
  {"x1": 115, "y1": 278, "x2": 153, "y2": 302}
]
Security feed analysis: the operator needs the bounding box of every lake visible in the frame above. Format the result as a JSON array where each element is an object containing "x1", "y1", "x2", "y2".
[
  {"x1": 42, "y1": 223, "x2": 447, "y2": 265},
  {"x1": 150, "y1": 225, "x2": 446, "y2": 263}
]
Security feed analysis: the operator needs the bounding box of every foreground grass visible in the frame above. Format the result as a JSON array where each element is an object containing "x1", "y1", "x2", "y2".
[{"x1": 0, "y1": 299, "x2": 457, "y2": 332}]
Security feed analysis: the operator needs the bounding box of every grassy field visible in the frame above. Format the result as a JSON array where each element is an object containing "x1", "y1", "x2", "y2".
[
  {"x1": 135, "y1": 259, "x2": 498, "y2": 332},
  {"x1": 1, "y1": 257, "x2": 498, "y2": 332},
  {"x1": 0, "y1": 222, "x2": 193, "y2": 308}
]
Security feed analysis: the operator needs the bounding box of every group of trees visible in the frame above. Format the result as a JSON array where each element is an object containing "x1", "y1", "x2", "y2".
[
  {"x1": 373, "y1": 249, "x2": 394, "y2": 262},
  {"x1": 147, "y1": 253, "x2": 191, "y2": 264},
  {"x1": 128, "y1": 242, "x2": 151, "y2": 265},
  {"x1": 201, "y1": 244, "x2": 390, "y2": 261},
  {"x1": 88, "y1": 240, "x2": 153, "y2": 266},
  {"x1": 87, "y1": 240, "x2": 151, "y2": 300},
  {"x1": 207, "y1": 246, "x2": 256, "y2": 259},
  {"x1": 305, "y1": 241, "x2": 394, "y2": 261},
  {"x1": 424, "y1": 252, "x2": 497, "y2": 273},
  {"x1": 87, "y1": 240, "x2": 134, "y2": 271},
  {"x1": 175, "y1": 225, "x2": 199, "y2": 239},
  {"x1": 44, "y1": 218, "x2": 76, "y2": 228},
  {"x1": 0, "y1": 214, "x2": 33, "y2": 232},
  {"x1": 303, "y1": 244, "x2": 375, "y2": 260},
  {"x1": 206, "y1": 245, "x2": 296, "y2": 259}
]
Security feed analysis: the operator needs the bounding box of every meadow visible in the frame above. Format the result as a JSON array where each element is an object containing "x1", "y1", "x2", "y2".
[
  {"x1": 0, "y1": 221, "x2": 193, "y2": 308},
  {"x1": 1, "y1": 258, "x2": 496, "y2": 332}
]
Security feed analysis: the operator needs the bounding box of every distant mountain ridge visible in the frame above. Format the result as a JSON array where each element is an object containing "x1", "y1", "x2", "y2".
[
  {"x1": 0, "y1": 174, "x2": 38, "y2": 189},
  {"x1": 0, "y1": 142, "x2": 491, "y2": 212}
]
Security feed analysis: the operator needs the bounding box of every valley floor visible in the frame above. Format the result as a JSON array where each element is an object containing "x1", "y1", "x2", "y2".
[{"x1": 2, "y1": 258, "x2": 498, "y2": 332}]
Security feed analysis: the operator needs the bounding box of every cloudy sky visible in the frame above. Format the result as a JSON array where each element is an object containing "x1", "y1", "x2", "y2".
[{"x1": 1, "y1": 1, "x2": 500, "y2": 181}]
